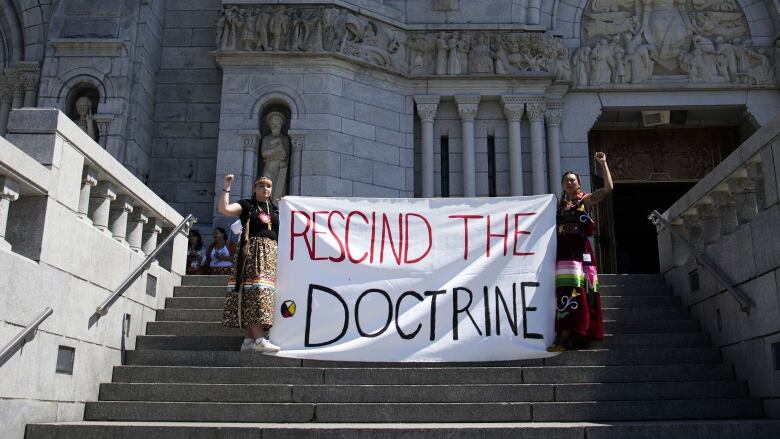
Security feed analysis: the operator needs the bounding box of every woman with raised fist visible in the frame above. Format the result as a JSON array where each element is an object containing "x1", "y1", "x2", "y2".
[{"x1": 218, "y1": 174, "x2": 281, "y2": 353}]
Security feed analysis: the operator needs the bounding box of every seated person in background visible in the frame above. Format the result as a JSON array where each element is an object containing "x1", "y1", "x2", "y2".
[
  {"x1": 206, "y1": 227, "x2": 236, "y2": 275},
  {"x1": 186, "y1": 230, "x2": 207, "y2": 275}
]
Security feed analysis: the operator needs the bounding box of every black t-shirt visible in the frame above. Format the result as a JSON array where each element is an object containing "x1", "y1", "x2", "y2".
[{"x1": 237, "y1": 198, "x2": 280, "y2": 241}]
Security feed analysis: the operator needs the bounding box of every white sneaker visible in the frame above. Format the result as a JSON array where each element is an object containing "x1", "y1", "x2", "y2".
[
  {"x1": 253, "y1": 337, "x2": 281, "y2": 353},
  {"x1": 240, "y1": 338, "x2": 254, "y2": 352}
]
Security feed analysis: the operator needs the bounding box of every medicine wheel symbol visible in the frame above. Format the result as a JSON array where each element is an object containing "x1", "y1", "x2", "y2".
[{"x1": 281, "y1": 300, "x2": 296, "y2": 318}]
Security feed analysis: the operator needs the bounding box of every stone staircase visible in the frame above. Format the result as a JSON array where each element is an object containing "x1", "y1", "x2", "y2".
[{"x1": 26, "y1": 274, "x2": 780, "y2": 438}]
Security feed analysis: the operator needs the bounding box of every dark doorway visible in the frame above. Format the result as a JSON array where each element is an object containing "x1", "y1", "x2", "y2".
[{"x1": 610, "y1": 182, "x2": 694, "y2": 273}]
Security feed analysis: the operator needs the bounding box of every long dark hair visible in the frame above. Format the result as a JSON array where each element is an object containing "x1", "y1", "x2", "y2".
[
  {"x1": 213, "y1": 227, "x2": 228, "y2": 244},
  {"x1": 188, "y1": 230, "x2": 204, "y2": 251}
]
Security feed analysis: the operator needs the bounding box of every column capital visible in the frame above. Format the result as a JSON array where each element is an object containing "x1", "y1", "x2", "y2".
[
  {"x1": 455, "y1": 95, "x2": 480, "y2": 122},
  {"x1": 544, "y1": 100, "x2": 563, "y2": 126},
  {"x1": 500, "y1": 96, "x2": 525, "y2": 121},
  {"x1": 239, "y1": 130, "x2": 260, "y2": 150},
  {"x1": 111, "y1": 195, "x2": 134, "y2": 213},
  {"x1": 288, "y1": 130, "x2": 307, "y2": 152},
  {"x1": 93, "y1": 181, "x2": 117, "y2": 201},
  {"x1": 93, "y1": 113, "x2": 113, "y2": 130},
  {"x1": 0, "y1": 176, "x2": 20, "y2": 201},
  {"x1": 525, "y1": 100, "x2": 546, "y2": 122},
  {"x1": 414, "y1": 95, "x2": 440, "y2": 122},
  {"x1": 130, "y1": 209, "x2": 149, "y2": 224},
  {"x1": 145, "y1": 217, "x2": 163, "y2": 234},
  {"x1": 82, "y1": 167, "x2": 98, "y2": 187}
]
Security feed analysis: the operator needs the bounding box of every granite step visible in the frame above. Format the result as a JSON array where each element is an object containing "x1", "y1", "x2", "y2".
[
  {"x1": 81, "y1": 399, "x2": 762, "y2": 423},
  {"x1": 97, "y1": 381, "x2": 746, "y2": 403},
  {"x1": 24, "y1": 420, "x2": 780, "y2": 439},
  {"x1": 111, "y1": 364, "x2": 735, "y2": 385}
]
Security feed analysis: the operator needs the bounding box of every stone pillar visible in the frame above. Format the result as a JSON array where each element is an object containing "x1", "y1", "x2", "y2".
[
  {"x1": 414, "y1": 95, "x2": 440, "y2": 198},
  {"x1": 455, "y1": 95, "x2": 480, "y2": 197},
  {"x1": 500, "y1": 96, "x2": 525, "y2": 196},
  {"x1": 127, "y1": 209, "x2": 149, "y2": 254},
  {"x1": 77, "y1": 167, "x2": 98, "y2": 223},
  {"x1": 728, "y1": 175, "x2": 757, "y2": 225},
  {"x1": 711, "y1": 190, "x2": 737, "y2": 235},
  {"x1": 0, "y1": 176, "x2": 20, "y2": 251},
  {"x1": 239, "y1": 131, "x2": 260, "y2": 200},
  {"x1": 696, "y1": 200, "x2": 720, "y2": 246},
  {"x1": 88, "y1": 181, "x2": 117, "y2": 234},
  {"x1": 288, "y1": 130, "x2": 307, "y2": 196},
  {"x1": 109, "y1": 196, "x2": 134, "y2": 245},
  {"x1": 528, "y1": 0, "x2": 541, "y2": 24},
  {"x1": 545, "y1": 103, "x2": 563, "y2": 195},
  {"x1": 10, "y1": 78, "x2": 23, "y2": 109},
  {"x1": 526, "y1": 100, "x2": 546, "y2": 194},
  {"x1": 0, "y1": 86, "x2": 11, "y2": 136},
  {"x1": 745, "y1": 161, "x2": 765, "y2": 210},
  {"x1": 142, "y1": 217, "x2": 163, "y2": 257},
  {"x1": 93, "y1": 114, "x2": 113, "y2": 148},
  {"x1": 18, "y1": 62, "x2": 40, "y2": 108}
]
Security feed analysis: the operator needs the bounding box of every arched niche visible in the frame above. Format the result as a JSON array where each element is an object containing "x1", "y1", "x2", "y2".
[{"x1": 66, "y1": 82, "x2": 100, "y2": 142}]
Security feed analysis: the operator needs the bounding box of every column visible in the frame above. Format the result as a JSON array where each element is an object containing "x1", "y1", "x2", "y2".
[
  {"x1": 88, "y1": 181, "x2": 117, "y2": 234},
  {"x1": 528, "y1": 0, "x2": 541, "y2": 24},
  {"x1": 414, "y1": 95, "x2": 440, "y2": 198},
  {"x1": 0, "y1": 86, "x2": 11, "y2": 136},
  {"x1": 696, "y1": 200, "x2": 719, "y2": 246},
  {"x1": 142, "y1": 217, "x2": 163, "y2": 257},
  {"x1": 455, "y1": 95, "x2": 480, "y2": 197},
  {"x1": 239, "y1": 131, "x2": 260, "y2": 199},
  {"x1": 500, "y1": 96, "x2": 525, "y2": 196},
  {"x1": 109, "y1": 195, "x2": 134, "y2": 245},
  {"x1": 526, "y1": 99, "x2": 546, "y2": 194},
  {"x1": 287, "y1": 130, "x2": 307, "y2": 196},
  {"x1": 127, "y1": 209, "x2": 149, "y2": 254},
  {"x1": 18, "y1": 62, "x2": 40, "y2": 108},
  {"x1": 0, "y1": 176, "x2": 20, "y2": 251},
  {"x1": 77, "y1": 167, "x2": 98, "y2": 222},
  {"x1": 711, "y1": 190, "x2": 737, "y2": 235},
  {"x1": 728, "y1": 175, "x2": 757, "y2": 225},
  {"x1": 545, "y1": 102, "x2": 563, "y2": 195},
  {"x1": 93, "y1": 114, "x2": 113, "y2": 148},
  {"x1": 745, "y1": 161, "x2": 765, "y2": 210}
]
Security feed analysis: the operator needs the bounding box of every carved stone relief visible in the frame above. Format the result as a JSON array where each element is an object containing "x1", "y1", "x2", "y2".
[
  {"x1": 578, "y1": 0, "x2": 776, "y2": 86},
  {"x1": 215, "y1": 5, "x2": 571, "y2": 78}
]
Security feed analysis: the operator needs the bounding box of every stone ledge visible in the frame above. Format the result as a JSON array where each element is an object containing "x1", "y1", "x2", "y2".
[
  {"x1": 0, "y1": 137, "x2": 51, "y2": 196},
  {"x1": 49, "y1": 38, "x2": 125, "y2": 57}
]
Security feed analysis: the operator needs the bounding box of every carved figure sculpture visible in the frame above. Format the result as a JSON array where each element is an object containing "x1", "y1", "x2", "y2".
[
  {"x1": 573, "y1": 46, "x2": 592, "y2": 86},
  {"x1": 261, "y1": 112, "x2": 290, "y2": 200},
  {"x1": 640, "y1": 0, "x2": 693, "y2": 72},
  {"x1": 269, "y1": 7, "x2": 290, "y2": 51},
  {"x1": 590, "y1": 40, "x2": 614, "y2": 85},
  {"x1": 469, "y1": 33, "x2": 494, "y2": 74},
  {"x1": 435, "y1": 32, "x2": 449, "y2": 75},
  {"x1": 255, "y1": 11, "x2": 271, "y2": 50},
  {"x1": 73, "y1": 96, "x2": 97, "y2": 141}
]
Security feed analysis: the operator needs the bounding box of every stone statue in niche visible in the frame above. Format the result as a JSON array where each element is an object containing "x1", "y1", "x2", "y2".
[
  {"x1": 73, "y1": 96, "x2": 97, "y2": 141},
  {"x1": 261, "y1": 112, "x2": 290, "y2": 200}
]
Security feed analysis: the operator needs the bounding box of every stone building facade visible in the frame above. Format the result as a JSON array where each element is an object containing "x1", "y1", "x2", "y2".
[{"x1": 0, "y1": 0, "x2": 779, "y2": 257}]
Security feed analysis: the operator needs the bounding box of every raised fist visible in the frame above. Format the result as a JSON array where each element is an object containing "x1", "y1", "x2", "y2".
[
  {"x1": 594, "y1": 152, "x2": 607, "y2": 164},
  {"x1": 223, "y1": 174, "x2": 235, "y2": 188}
]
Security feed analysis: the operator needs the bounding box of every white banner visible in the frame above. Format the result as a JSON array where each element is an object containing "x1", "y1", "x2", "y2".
[{"x1": 271, "y1": 195, "x2": 558, "y2": 362}]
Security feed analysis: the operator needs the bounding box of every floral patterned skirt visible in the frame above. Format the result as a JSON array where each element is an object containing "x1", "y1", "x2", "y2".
[
  {"x1": 554, "y1": 233, "x2": 604, "y2": 340},
  {"x1": 222, "y1": 237, "x2": 277, "y2": 329},
  {"x1": 209, "y1": 266, "x2": 232, "y2": 275}
]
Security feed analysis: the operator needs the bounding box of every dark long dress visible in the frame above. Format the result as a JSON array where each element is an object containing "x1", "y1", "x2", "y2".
[{"x1": 554, "y1": 193, "x2": 604, "y2": 341}]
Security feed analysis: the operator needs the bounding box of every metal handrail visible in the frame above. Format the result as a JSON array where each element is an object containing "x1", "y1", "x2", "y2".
[
  {"x1": 0, "y1": 307, "x2": 53, "y2": 367},
  {"x1": 648, "y1": 210, "x2": 754, "y2": 314},
  {"x1": 94, "y1": 214, "x2": 197, "y2": 318}
]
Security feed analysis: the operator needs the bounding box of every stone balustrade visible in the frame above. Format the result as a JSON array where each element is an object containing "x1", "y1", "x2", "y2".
[
  {"x1": 656, "y1": 111, "x2": 780, "y2": 417},
  {"x1": 0, "y1": 108, "x2": 188, "y2": 430}
]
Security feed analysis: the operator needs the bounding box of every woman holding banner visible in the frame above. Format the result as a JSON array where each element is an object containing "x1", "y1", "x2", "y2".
[
  {"x1": 218, "y1": 174, "x2": 281, "y2": 353},
  {"x1": 547, "y1": 152, "x2": 613, "y2": 352}
]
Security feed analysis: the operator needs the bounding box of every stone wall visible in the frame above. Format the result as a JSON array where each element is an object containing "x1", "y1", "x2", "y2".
[
  {"x1": 0, "y1": 109, "x2": 188, "y2": 438},
  {"x1": 148, "y1": 0, "x2": 223, "y2": 234},
  {"x1": 656, "y1": 111, "x2": 780, "y2": 418}
]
